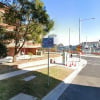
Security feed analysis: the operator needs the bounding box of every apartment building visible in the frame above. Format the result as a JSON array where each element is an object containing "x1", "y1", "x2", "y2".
[{"x1": 0, "y1": 2, "x2": 42, "y2": 56}]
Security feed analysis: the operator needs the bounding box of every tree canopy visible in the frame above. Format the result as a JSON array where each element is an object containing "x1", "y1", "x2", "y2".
[{"x1": 3, "y1": 0, "x2": 54, "y2": 60}]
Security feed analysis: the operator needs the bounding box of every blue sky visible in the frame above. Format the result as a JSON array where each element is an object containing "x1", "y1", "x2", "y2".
[
  {"x1": 42, "y1": 0, "x2": 100, "y2": 45},
  {"x1": 0, "y1": 0, "x2": 100, "y2": 45}
]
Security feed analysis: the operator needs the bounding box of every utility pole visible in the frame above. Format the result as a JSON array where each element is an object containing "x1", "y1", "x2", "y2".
[
  {"x1": 78, "y1": 17, "x2": 95, "y2": 61},
  {"x1": 79, "y1": 18, "x2": 81, "y2": 61},
  {"x1": 69, "y1": 28, "x2": 70, "y2": 53},
  {"x1": 47, "y1": 36, "x2": 50, "y2": 86}
]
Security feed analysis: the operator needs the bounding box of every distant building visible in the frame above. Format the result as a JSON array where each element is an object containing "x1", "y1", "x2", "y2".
[
  {"x1": 0, "y1": 2, "x2": 15, "y2": 32},
  {"x1": 7, "y1": 40, "x2": 42, "y2": 56},
  {"x1": 81, "y1": 40, "x2": 100, "y2": 54}
]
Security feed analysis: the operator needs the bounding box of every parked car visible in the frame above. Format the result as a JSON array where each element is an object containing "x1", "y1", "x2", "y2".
[
  {"x1": 16, "y1": 55, "x2": 31, "y2": 60},
  {"x1": 0, "y1": 56, "x2": 13, "y2": 63},
  {"x1": 0, "y1": 55, "x2": 31, "y2": 63}
]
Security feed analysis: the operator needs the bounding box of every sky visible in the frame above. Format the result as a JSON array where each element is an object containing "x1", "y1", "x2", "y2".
[
  {"x1": 42, "y1": 0, "x2": 100, "y2": 45},
  {"x1": 0, "y1": 0, "x2": 100, "y2": 45}
]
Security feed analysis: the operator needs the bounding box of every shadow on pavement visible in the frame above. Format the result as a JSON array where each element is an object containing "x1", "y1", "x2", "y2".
[{"x1": 58, "y1": 83, "x2": 100, "y2": 100}]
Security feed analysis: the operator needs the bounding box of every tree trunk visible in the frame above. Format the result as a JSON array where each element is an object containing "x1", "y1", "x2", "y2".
[{"x1": 13, "y1": 54, "x2": 17, "y2": 62}]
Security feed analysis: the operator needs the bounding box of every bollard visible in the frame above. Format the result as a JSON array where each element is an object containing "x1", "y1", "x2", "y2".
[
  {"x1": 72, "y1": 61, "x2": 73, "y2": 65},
  {"x1": 50, "y1": 59, "x2": 52, "y2": 63},
  {"x1": 74, "y1": 62, "x2": 76, "y2": 66},
  {"x1": 69, "y1": 63, "x2": 72, "y2": 67}
]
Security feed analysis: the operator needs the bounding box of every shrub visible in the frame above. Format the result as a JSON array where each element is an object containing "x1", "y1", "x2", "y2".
[{"x1": 0, "y1": 43, "x2": 7, "y2": 58}]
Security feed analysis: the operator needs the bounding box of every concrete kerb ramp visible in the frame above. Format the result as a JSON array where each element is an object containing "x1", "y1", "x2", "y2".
[{"x1": 53, "y1": 57, "x2": 87, "y2": 70}]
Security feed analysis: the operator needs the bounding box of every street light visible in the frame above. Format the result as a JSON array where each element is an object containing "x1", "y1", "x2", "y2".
[
  {"x1": 69, "y1": 28, "x2": 70, "y2": 53},
  {"x1": 79, "y1": 18, "x2": 95, "y2": 61}
]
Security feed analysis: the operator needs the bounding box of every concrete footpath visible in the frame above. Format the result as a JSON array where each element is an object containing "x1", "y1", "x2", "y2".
[
  {"x1": 0, "y1": 57, "x2": 85, "y2": 81},
  {"x1": 0, "y1": 64, "x2": 56, "y2": 80},
  {"x1": 0, "y1": 56, "x2": 61, "y2": 80}
]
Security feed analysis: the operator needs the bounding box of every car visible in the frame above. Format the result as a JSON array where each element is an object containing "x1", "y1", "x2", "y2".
[
  {"x1": 0, "y1": 56, "x2": 13, "y2": 63},
  {"x1": 16, "y1": 55, "x2": 31, "y2": 60}
]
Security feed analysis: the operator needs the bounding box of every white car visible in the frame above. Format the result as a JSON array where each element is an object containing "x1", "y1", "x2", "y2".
[
  {"x1": 0, "y1": 56, "x2": 13, "y2": 63},
  {"x1": 0, "y1": 55, "x2": 31, "y2": 63},
  {"x1": 16, "y1": 55, "x2": 31, "y2": 60}
]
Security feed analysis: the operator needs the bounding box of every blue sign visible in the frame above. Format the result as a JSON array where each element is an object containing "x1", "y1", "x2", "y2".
[{"x1": 42, "y1": 38, "x2": 54, "y2": 48}]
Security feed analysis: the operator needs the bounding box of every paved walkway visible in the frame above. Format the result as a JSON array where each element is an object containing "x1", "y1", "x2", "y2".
[
  {"x1": 0, "y1": 64, "x2": 56, "y2": 80},
  {"x1": 10, "y1": 93, "x2": 37, "y2": 100},
  {"x1": 0, "y1": 55, "x2": 61, "y2": 80},
  {"x1": 0, "y1": 56, "x2": 81, "y2": 81}
]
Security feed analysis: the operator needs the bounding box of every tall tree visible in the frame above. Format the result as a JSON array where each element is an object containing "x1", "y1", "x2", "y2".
[
  {"x1": 0, "y1": 26, "x2": 8, "y2": 58},
  {"x1": 0, "y1": 25, "x2": 15, "y2": 57},
  {"x1": 0, "y1": 42, "x2": 7, "y2": 58},
  {"x1": 4, "y1": 0, "x2": 54, "y2": 61}
]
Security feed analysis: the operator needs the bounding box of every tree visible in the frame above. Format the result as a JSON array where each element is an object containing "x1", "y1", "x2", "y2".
[
  {"x1": 0, "y1": 26, "x2": 8, "y2": 58},
  {"x1": 0, "y1": 25, "x2": 15, "y2": 57},
  {"x1": 0, "y1": 42, "x2": 7, "y2": 58},
  {"x1": 4, "y1": 0, "x2": 54, "y2": 61}
]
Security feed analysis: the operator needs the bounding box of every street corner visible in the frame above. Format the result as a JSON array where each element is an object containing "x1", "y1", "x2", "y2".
[{"x1": 64, "y1": 57, "x2": 87, "y2": 70}]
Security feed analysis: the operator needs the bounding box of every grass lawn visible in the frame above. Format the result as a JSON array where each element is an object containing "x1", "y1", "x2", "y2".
[{"x1": 0, "y1": 66, "x2": 73, "y2": 100}]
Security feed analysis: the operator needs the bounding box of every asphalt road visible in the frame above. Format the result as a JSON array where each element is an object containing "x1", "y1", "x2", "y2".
[{"x1": 58, "y1": 56, "x2": 100, "y2": 100}]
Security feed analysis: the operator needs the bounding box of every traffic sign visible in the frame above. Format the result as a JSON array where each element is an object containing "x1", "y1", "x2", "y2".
[
  {"x1": 77, "y1": 45, "x2": 82, "y2": 48},
  {"x1": 76, "y1": 45, "x2": 82, "y2": 51},
  {"x1": 76, "y1": 48, "x2": 81, "y2": 51},
  {"x1": 42, "y1": 38, "x2": 54, "y2": 86},
  {"x1": 42, "y1": 38, "x2": 54, "y2": 48}
]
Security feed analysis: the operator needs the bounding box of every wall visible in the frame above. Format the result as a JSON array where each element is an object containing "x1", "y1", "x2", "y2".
[{"x1": 7, "y1": 47, "x2": 40, "y2": 56}]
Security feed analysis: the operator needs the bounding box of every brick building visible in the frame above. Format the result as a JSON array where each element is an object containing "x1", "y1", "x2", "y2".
[{"x1": 0, "y1": 2, "x2": 42, "y2": 56}]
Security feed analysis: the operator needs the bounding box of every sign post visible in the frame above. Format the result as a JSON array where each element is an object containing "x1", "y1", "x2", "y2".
[
  {"x1": 47, "y1": 48, "x2": 50, "y2": 86},
  {"x1": 76, "y1": 45, "x2": 82, "y2": 61},
  {"x1": 42, "y1": 38, "x2": 54, "y2": 86}
]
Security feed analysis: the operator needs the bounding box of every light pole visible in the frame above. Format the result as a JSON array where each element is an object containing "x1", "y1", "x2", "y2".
[
  {"x1": 79, "y1": 18, "x2": 95, "y2": 61},
  {"x1": 69, "y1": 28, "x2": 70, "y2": 53}
]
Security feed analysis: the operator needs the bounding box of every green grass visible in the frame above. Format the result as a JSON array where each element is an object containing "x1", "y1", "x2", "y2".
[{"x1": 0, "y1": 66, "x2": 73, "y2": 100}]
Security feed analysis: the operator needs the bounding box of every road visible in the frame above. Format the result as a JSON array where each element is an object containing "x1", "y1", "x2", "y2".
[{"x1": 58, "y1": 56, "x2": 100, "y2": 100}]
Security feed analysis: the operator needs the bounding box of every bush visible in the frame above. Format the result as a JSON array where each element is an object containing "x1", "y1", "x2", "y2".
[{"x1": 0, "y1": 43, "x2": 7, "y2": 58}]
